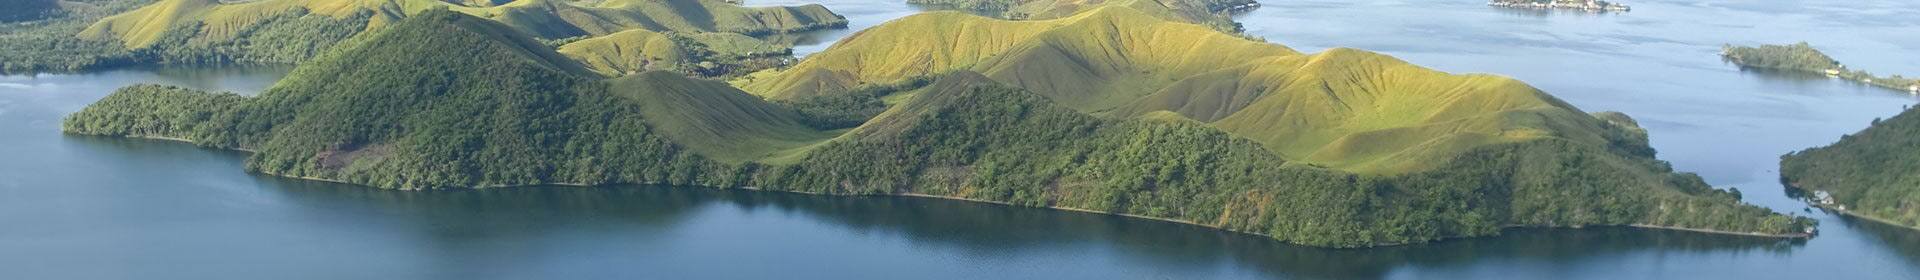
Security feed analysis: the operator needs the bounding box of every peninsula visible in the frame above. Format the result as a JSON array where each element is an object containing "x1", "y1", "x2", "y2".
[{"x1": 1723, "y1": 42, "x2": 1920, "y2": 94}]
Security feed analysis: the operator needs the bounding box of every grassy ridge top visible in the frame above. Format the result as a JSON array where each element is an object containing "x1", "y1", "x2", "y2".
[
  {"x1": 741, "y1": 7, "x2": 1292, "y2": 105},
  {"x1": 557, "y1": 28, "x2": 788, "y2": 77},
  {"x1": 909, "y1": 0, "x2": 1254, "y2": 32},
  {"x1": 80, "y1": 0, "x2": 847, "y2": 48},
  {"x1": 744, "y1": 6, "x2": 1618, "y2": 174}
]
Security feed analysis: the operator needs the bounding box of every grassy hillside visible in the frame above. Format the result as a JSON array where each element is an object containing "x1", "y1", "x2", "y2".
[
  {"x1": 740, "y1": 7, "x2": 1293, "y2": 107},
  {"x1": 557, "y1": 29, "x2": 789, "y2": 77},
  {"x1": 907, "y1": 0, "x2": 1255, "y2": 32},
  {"x1": 65, "y1": 8, "x2": 1813, "y2": 247},
  {"x1": 742, "y1": 8, "x2": 1633, "y2": 174},
  {"x1": 2, "y1": 0, "x2": 840, "y2": 72},
  {"x1": 1782, "y1": 106, "x2": 1920, "y2": 229},
  {"x1": 0, "y1": 0, "x2": 156, "y2": 73},
  {"x1": 610, "y1": 71, "x2": 834, "y2": 163},
  {"x1": 766, "y1": 71, "x2": 1807, "y2": 246},
  {"x1": 81, "y1": 0, "x2": 845, "y2": 47}
]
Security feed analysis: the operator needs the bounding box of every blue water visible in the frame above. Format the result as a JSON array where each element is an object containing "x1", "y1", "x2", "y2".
[{"x1": 3, "y1": 0, "x2": 1918, "y2": 278}]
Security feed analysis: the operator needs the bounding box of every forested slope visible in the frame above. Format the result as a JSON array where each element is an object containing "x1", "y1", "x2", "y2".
[{"x1": 1782, "y1": 106, "x2": 1920, "y2": 229}]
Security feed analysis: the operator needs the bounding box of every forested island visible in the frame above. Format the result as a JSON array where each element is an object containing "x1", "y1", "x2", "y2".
[
  {"x1": 1488, "y1": 0, "x2": 1630, "y2": 12},
  {"x1": 1723, "y1": 42, "x2": 1920, "y2": 93},
  {"x1": 0, "y1": 0, "x2": 847, "y2": 74},
  {"x1": 1782, "y1": 105, "x2": 1920, "y2": 230},
  {"x1": 61, "y1": 2, "x2": 1817, "y2": 248}
]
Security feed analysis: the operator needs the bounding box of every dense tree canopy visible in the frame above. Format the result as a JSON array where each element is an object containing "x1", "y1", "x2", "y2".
[{"x1": 1783, "y1": 105, "x2": 1920, "y2": 229}]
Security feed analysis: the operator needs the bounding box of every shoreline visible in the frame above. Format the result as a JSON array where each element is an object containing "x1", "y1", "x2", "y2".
[
  {"x1": 83, "y1": 133, "x2": 1817, "y2": 246},
  {"x1": 1818, "y1": 205, "x2": 1920, "y2": 232},
  {"x1": 1784, "y1": 182, "x2": 1920, "y2": 232}
]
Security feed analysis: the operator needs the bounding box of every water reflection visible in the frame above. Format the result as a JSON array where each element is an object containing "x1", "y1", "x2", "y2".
[
  {"x1": 225, "y1": 167, "x2": 1806, "y2": 279},
  {"x1": 1845, "y1": 215, "x2": 1920, "y2": 267}
]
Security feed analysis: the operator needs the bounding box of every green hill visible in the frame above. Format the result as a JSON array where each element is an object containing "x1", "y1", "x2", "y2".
[
  {"x1": 67, "y1": 9, "x2": 729, "y2": 189},
  {"x1": 772, "y1": 70, "x2": 1807, "y2": 246},
  {"x1": 740, "y1": 7, "x2": 1292, "y2": 107},
  {"x1": 5, "y1": 0, "x2": 841, "y2": 72},
  {"x1": 65, "y1": 8, "x2": 1812, "y2": 247},
  {"x1": 81, "y1": 0, "x2": 845, "y2": 47},
  {"x1": 907, "y1": 0, "x2": 1255, "y2": 32},
  {"x1": 1782, "y1": 107, "x2": 1920, "y2": 229},
  {"x1": 741, "y1": 8, "x2": 1633, "y2": 174},
  {"x1": 557, "y1": 29, "x2": 789, "y2": 77},
  {"x1": 610, "y1": 71, "x2": 834, "y2": 163}
]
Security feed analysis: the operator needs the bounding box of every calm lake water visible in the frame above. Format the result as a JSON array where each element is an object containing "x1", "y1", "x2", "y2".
[{"x1": 5, "y1": 0, "x2": 1920, "y2": 279}]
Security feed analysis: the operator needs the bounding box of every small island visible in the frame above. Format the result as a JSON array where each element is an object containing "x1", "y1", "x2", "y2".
[
  {"x1": 1489, "y1": 0, "x2": 1631, "y2": 12},
  {"x1": 1722, "y1": 42, "x2": 1920, "y2": 94}
]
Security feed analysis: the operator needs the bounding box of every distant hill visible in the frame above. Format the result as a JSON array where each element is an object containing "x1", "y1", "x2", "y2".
[
  {"x1": 67, "y1": 8, "x2": 1811, "y2": 247},
  {"x1": 1782, "y1": 106, "x2": 1920, "y2": 229},
  {"x1": 907, "y1": 0, "x2": 1256, "y2": 32},
  {"x1": 80, "y1": 0, "x2": 846, "y2": 48},
  {"x1": 0, "y1": 0, "x2": 841, "y2": 72},
  {"x1": 557, "y1": 29, "x2": 790, "y2": 77}
]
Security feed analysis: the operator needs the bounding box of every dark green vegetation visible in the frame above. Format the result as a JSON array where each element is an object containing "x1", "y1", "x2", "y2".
[
  {"x1": 1782, "y1": 105, "x2": 1920, "y2": 229},
  {"x1": 776, "y1": 76, "x2": 934, "y2": 129},
  {"x1": 0, "y1": 0, "x2": 155, "y2": 73},
  {"x1": 1723, "y1": 42, "x2": 1920, "y2": 93},
  {"x1": 66, "y1": 7, "x2": 1813, "y2": 247},
  {"x1": 2, "y1": 0, "x2": 843, "y2": 73}
]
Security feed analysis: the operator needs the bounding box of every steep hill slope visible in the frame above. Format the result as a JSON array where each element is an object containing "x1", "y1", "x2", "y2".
[
  {"x1": 772, "y1": 71, "x2": 1809, "y2": 247},
  {"x1": 46, "y1": 0, "x2": 839, "y2": 70},
  {"x1": 67, "y1": 9, "x2": 729, "y2": 189},
  {"x1": 609, "y1": 71, "x2": 833, "y2": 163},
  {"x1": 742, "y1": 7, "x2": 1628, "y2": 174},
  {"x1": 1782, "y1": 107, "x2": 1920, "y2": 229},
  {"x1": 741, "y1": 7, "x2": 1294, "y2": 109},
  {"x1": 81, "y1": 0, "x2": 844, "y2": 47},
  {"x1": 557, "y1": 28, "x2": 789, "y2": 77}
]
